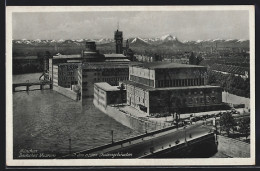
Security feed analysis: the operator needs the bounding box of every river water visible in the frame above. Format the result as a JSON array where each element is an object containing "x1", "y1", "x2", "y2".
[{"x1": 13, "y1": 73, "x2": 139, "y2": 158}]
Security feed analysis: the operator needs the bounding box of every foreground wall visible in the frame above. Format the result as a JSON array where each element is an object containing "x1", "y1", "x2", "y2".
[{"x1": 217, "y1": 135, "x2": 250, "y2": 158}]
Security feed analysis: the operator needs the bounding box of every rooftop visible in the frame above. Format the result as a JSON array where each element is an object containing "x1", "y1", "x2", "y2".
[
  {"x1": 13, "y1": 56, "x2": 38, "y2": 60},
  {"x1": 56, "y1": 63, "x2": 80, "y2": 66},
  {"x1": 105, "y1": 59, "x2": 130, "y2": 62},
  {"x1": 95, "y1": 82, "x2": 121, "y2": 91},
  {"x1": 104, "y1": 54, "x2": 127, "y2": 58},
  {"x1": 132, "y1": 62, "x2": 206, "y2": 69},
  {"x1": 81, "y1": 62, "x2": 141, "y2": 69},
  {"x1": 122, "y1": 80, "x2": 221, "y2": 91},
  {"x1": 53, "y1": 54, "x2": 81, "y2": 58}
]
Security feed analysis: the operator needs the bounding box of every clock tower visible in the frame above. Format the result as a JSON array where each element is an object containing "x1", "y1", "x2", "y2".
[{"x1": 114, "y1": 29, "x2": 123, "y2": 54}]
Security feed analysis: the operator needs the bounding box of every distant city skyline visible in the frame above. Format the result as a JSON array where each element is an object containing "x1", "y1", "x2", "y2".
[{"x1": 12, "y1": 11, "x2": 249, "y2": 41}]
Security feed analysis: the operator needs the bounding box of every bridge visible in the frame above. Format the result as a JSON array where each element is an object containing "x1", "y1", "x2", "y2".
[
  {"x1": 59, "y1": 122, "x2": 218, "y2": 159},
  {"x1": 13, "y1": 81, "x2": 52, "y2": 92}
]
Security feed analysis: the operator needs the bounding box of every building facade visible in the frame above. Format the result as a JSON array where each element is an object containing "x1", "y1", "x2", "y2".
[
  {"x1": 122, "y1": 62, "x2": 224, "y2": 115},
  {"x1": 93, "y1": 82, "x2": 126, "y2": 108},
  {"x1": 78, "y1": 62, "x2": 132, "y2": 98},
  {"x1": 52, "y1": 63, "x2": 79, "y2": 88}
]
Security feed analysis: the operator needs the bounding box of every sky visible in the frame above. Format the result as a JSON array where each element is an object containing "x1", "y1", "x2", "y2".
[{"x1": 12, "y1": 11, "x2": 249, "y2": 41}]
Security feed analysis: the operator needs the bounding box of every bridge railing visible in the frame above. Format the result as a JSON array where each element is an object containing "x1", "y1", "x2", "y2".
[
  {"x1": 59, "y1": 124, "x2": 181, "y2": 158},
  {"x1": 140, "y1": 132, "x2": 216, "y2": 158}
]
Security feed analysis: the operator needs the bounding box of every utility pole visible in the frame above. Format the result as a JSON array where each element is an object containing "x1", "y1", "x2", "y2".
[{"x1": 111, "y1": 130, "x2": 114, "y2": 144}]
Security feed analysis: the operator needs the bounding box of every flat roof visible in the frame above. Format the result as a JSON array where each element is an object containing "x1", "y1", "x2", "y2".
[
  {"x1": 81, "y1": 62, "x2": 141, "y2": 69},
  {"x1": 55, "y1": 63, "x2": 80, "y2": 66},
  {"x1": 132, "y1": 62, "x2": 206, "y2": 69},
  {"x1": 13, "y1": 56, "x2": 38, "y2": 60},
  {"x1": 95, "y1": 82, "x2": 121, "y2": 91},
  {"x1": 123, "y1": 80, "x2": 221, "y2": 91},
  {"x1": 104, "y1": 54, "x2": 127, "y2": 58},
  {"x1": 105, "y1": 59, "x2": 130, "y2": 62},
  {"x1": 53, "y1": 54, "x2": 81, "y2": 58}
]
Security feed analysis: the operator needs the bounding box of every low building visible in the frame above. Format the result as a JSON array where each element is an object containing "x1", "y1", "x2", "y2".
[
  {"x1": 121, "y1": 62, "x2": 224, "y2": 115},
  {"x1": 93, "y1": 82, "x2": 126, "y2": 108}
]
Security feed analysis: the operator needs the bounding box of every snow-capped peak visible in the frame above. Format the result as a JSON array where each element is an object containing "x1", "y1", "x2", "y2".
[
  {"x1": 237, "y1": 39, "x2": 247, "y2": 42},
  {"x1": 160, "y1": 34, "x2": 177, "y2": 41},
  {"x1": 196, "y1": 40, "x2": 203, "y2": 43},
  {"x1": 211, "y1": 38, "x2": 224, "y2": 42},
  {"x1": 225, "y1": 39, "x2": 236, "y2": 42},
  {"x1": 34, "y1": 39, "x2": 41, "y2": 43},
  {"x1": 131, "y1": 37, "x2": 148, "y2": 44},
  {"x1": 58, "y1": 39, "x2": 65, "y2": 43},
  {"x1": 76, "y1": 39, "x2": 84, "y2": 42}
]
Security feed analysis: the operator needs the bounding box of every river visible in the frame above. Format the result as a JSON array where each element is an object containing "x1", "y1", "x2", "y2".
[{"x1": 13, "y1": 73, "x2": 140, "y2": 158}]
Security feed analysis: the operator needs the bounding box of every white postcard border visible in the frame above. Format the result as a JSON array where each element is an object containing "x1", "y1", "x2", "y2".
[{"x1": 6, "y1": 5, "x2": 255, "y2": 166}]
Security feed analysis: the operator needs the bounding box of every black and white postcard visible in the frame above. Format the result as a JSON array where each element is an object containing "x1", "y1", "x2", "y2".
[{"x1": 6, "y1": 5, "x2": 255, "y2": 166}]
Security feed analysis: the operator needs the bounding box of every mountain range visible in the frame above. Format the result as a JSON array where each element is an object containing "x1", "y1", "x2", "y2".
[
  {"x1": 13, "y1": 34, "x2": 249, "y2": 46},
  {"x1": 13, "y1": 34, "x2": 249, "y2": 57}
]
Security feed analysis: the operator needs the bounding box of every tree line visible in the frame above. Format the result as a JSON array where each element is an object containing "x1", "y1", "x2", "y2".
[{"x1": 207, "y1": 71, "x2": 250, "y2": 98}]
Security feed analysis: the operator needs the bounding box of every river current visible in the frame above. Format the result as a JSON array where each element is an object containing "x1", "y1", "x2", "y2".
[{"x1": 13, "y1": 73, "x2": 139, "y2": 158}]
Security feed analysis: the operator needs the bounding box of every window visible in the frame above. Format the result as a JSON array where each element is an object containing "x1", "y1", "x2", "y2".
[{"x1": 200, "y1": 91, "x2": 203, "y2": 94}]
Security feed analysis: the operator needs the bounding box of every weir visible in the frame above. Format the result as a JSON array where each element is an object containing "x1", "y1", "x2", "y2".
[{"x1": 13, "y1": 81, "x2": 52, "y2": 92}]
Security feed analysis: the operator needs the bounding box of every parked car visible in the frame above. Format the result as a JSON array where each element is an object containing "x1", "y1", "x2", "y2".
[{"x1": 216, "y1": 112, "x2": 222, "y2": 117}]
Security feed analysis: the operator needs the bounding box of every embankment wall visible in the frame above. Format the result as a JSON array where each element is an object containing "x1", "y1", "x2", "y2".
[
  {"x1": 53, "y1": 86, "x2": 78, "y2": 101},
  {"x1": 93, "y1": 100, "x2": 169, "y2": 133}
]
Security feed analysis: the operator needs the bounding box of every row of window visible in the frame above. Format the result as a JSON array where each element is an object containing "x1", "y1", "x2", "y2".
[
  {"x1": 130, "y1": 75, "x2": 154, "y2": 87},
  {"x1": 188, "y1": 96, "x2": 217, "y2": 104},
  {"x1": 157, "y1": 78, "x2": 205, "y2": 87},
  {"x1": 94, "y1": 91, "x2": 105, "y2": 101},
  {"x1": 58, "y1": 76, "x2": 77, "y2": 81},
  {"x1": 94, "y1": 88, "x2": 105, "y2": 95},
  {"x1": 93, "y1": 77, "x2": 128, "y2": 82},
  {"x1": 59, "y1": 81, "x2": 78, "y2": 85}
]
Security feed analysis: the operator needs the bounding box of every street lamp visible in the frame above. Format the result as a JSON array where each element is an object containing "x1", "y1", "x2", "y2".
[
  {"x1": 184, "y1": 126, "x2": 187, "y2": 142},
  {"x1": 69, "y1": 138, "x2": 72, "y2": 155}
]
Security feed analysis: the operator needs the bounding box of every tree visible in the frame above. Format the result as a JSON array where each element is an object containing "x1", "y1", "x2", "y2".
[
  {"x1": 196, "y1": 55, "x2": 203, "y2": 65},
  {"x1": 219, "y1": 112, "x2": 235, "y2": 137},
  {"x1": 189, "y1": 52, "x2": 196, "y2": 65},
  {"x1": 238, "y1": 117, "x2": 250, "y2": 140},
  {"x1": 117, "y1": 83, "x2": 125, "y2": 103}
]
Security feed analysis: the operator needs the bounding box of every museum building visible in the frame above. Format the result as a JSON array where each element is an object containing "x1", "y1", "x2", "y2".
[{"x1": 121, "y1": 62, "x2": 225, "y2": 115}]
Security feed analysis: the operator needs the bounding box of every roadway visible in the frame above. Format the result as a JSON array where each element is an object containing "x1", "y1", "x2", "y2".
[{"x1": 86, "y1": 122, "x2": 213, "y2": 158}]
